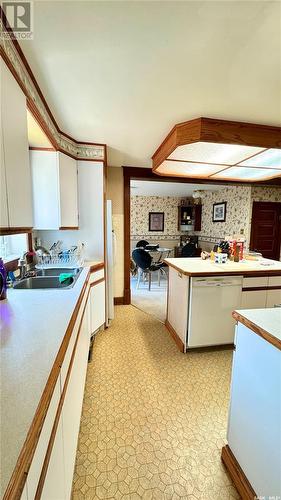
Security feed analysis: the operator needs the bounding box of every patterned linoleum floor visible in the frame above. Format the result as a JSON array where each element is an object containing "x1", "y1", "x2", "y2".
[{"x1": 72, "y1": 306, "x2": 239, "y2": 500}]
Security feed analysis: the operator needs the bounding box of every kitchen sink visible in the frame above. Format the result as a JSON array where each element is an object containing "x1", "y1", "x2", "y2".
[
  {"x1": 13, "y1": 268, "x2": 82, "y2": 289},
  {"x1": 36, "y1": 267, "x2": 81, "y2": 277}
]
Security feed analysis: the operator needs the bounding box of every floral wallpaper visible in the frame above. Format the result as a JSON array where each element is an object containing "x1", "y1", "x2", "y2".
[
  {"x1": 131, "y1": 196, "x2": 188, "y2": 240},
  {"x1": 199, "y1": 186, "x2": 252, "y2": 243},
  {"x1": 251, "y1": 186, "x2": 281, "y2": 203}
]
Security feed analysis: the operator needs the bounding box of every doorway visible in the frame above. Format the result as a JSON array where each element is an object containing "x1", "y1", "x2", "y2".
[{"x1": 250, "y1": 201, "x2": 281, "y2": 260}]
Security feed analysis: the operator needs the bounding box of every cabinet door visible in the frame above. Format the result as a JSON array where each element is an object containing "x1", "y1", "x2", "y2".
[
  {"x1": 90, "y1": 280, "x2": 105, "y2": 334},
  {"x1": 58, "y1": 153, "x2": 78, "y2": 228},
  {"x1": 62, "y1": 300, "x2": 90, "y2": 499},
  {"x1": 266, "y1": 289, "x2": 281, "y2": 308},
  {"x1": 30, "y1": 150, "x2": 60, "y2": 229},
  {"x1": 26, "y1": 378, "x2": 61, "y2": 498},
  {"x1": 40, "y1": 416, "x2": 65, "y2": 500},
  {"x1": 167, "y1": 267, "x2": 189, "y2": 349},
  {"x1": 1, "y1": 59, "x2": 33, "y2": 228},
  {"x1": 241, "y1": 290, "x2": 267, "y2": 309}
]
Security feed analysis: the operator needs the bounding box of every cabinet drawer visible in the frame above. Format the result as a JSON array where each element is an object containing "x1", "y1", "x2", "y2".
[
  {"x1": 266, "y1": 289, "x2": 281, "y2": 308},
  {"x1": 242, "y1": 277, "x2": 268, "y2": 289},
  {"x1": 26, "y1": 378, "x2": 60, "y2": 498},
  {"x1": 268, "y1": 276, "x2": 281, "y2": 287},
  {"x1": 89, "y1": 268, "x2": 104, "y2": 284}
]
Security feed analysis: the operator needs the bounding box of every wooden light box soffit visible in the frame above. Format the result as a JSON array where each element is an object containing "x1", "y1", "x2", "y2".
[{"x1": 152, "y1": 118, "x2": 281, "y2": 182}]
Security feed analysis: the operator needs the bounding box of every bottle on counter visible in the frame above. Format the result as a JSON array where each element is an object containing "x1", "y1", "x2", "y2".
[{"x1": 0, "y1": 258, "x2": 7, "y2": 300}]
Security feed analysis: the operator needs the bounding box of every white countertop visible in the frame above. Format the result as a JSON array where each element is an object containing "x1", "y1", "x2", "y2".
[
  {"x1": 165, "y1": 257, "x2": 281, "y2": 275},
  {"x1": 234, "y1": 308, "x2": 281, "y2": 344},
  {"x1": 0, "y1": 267, "x2": 91, "y2": 496}
]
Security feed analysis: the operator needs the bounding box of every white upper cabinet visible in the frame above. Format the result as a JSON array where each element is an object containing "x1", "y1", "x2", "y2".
[
  {"x1": 31, "y1": 150, "x2": 79, "y2": 230},
  {"x1": 0, "y1": 59, "x2": 33, "y2": 228}
]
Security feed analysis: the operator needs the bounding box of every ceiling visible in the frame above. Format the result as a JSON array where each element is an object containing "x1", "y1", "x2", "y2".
[
  {"x1": 19, "y1": 1, "x2": 281, "y2": 168},
  {"x1": 130, "y1": 180, "x2": 224, "y2": 197}
]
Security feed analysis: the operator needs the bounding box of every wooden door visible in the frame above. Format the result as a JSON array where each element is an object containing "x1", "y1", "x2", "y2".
[{"x1": 250, "y1": 202, "x2": 281, "y2": 260}]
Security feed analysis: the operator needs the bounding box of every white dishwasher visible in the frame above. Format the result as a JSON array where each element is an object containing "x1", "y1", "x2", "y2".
[{"x1": 187, "y1": 276, "x2": 243, "y2": 348}]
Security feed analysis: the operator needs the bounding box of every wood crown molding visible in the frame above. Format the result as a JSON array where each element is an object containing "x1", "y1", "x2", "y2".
[
  {"x1": 0, "y1": 10, "x2": 106, "y2": 162},
  {"x1": 151, "y1": 117, "x2": 281, "y2": 177}
]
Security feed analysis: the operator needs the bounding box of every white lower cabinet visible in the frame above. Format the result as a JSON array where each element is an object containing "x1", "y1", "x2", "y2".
[
  {"x1": 62, "y1": 301, "x2": 91, "y2": 499},
  {"x1": 41, "y1": 416, "x2": 65, "y2": 500},
  {"x1": 266, "y1": 289, "x2": 281, "y2": 308},
  {"x1": 241, "y1": 290, "x2": 267, "y2": 309},
  {"x1": 167, "y1": 267, "x2": 189, "y2": 350},
  {"x1": 90, "y1": 280, "x2": 106, "y2": 334},
  {"x1": 25, "y1": 291, "x2": 91, "y2": 500}
]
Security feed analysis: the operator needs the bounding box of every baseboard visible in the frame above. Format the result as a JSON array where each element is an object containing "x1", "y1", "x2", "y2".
[
  {"x1": 186, "y1": 344, "x2": 234, "y2": 353},
  {"x1": 114, "y1": 297, "x2": 125, "y2": 305},
  {"x1": 221, "y1": 445, "x2": 256, "y2": 500},
  {"x1": 165, "y1": 320, "x2": 185, "y2": 353}
]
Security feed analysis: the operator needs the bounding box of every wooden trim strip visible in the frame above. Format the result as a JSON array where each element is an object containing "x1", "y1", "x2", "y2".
[
  {"x1": 59, "y1": 226, "x2": 79, "y2": 230},
  {"x1": 164, "y1": 261, "x2": 281, "y2": 278},
  {"x1": 221, "y1": 445, "x2": 256, "y2": 500},
  {"x1": 232, "y1": 311, "x2": 281, "y2": 351},
  {"x1": 165, "y1": 320, "x2": 185, "y2": 353},
  {"x1": 0, "y1": 227, "x2": 32, "y2": 235},
  {"x1": 90, "y1": 277, "x2": 105, "y2": 288},
  {"x1": 114, "y1": 297, "x2": 125, "y2": 305},
  {"x1": 35, "y1": 286, "x2": 91, "y2": 498},
  {"x1": 89, "y1": 262, "x2": 105, "y2": 273},
  {"x1": 3, "y1": 271, "x2": 91, "y2": 500},
  {"x1": 242, "y1": 286, "x2": 281, "y2": 291},
  {"x1": 29, "y1": 147, "x2": 55, "y2": 152}
]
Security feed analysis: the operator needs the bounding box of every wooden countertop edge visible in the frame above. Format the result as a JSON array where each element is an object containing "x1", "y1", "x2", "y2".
[
  {"x1": 89, "y1": 262, "x2": 104, "y2": 273},
  {"x1": 232, "y1": 311, "x2": 281, "y2": 351},
  {"x1": 2, "y1": 263, "x2": 103, "y2": 500},
  {"x1": 164, "y1": 260, "x2": 281, "y2": 277}
]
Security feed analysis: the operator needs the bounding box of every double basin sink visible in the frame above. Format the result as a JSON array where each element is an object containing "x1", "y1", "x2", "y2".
[{"x1": 14, "y1": 267, "x2": 82, "y2": 290}]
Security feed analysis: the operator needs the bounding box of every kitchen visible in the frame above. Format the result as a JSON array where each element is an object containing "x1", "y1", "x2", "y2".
[{"x1": 1, "y1": 2, "x2": 281, "y2": 500}]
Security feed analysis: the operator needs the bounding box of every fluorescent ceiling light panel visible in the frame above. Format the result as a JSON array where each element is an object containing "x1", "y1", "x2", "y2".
[
  {"x1": 238, "y1": 148, "x2": 281, "y2": 168},
  {"x1": 168, "y1": 142, "x2": 265, "y2": 165},
  {"x1": 211, "y1": 167, "x2": 281, "y2": 181},
  {"x1": 157, "y1": 161, "x2": 224, "y2": 177}
]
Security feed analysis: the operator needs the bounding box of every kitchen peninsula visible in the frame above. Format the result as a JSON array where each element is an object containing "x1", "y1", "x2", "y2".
[
  {"x1": 222, "y1": 307, "x2": 281, "y2": 499},
  {"x1": 165, "y1": 257, "x2": 281, "y2": 352}
]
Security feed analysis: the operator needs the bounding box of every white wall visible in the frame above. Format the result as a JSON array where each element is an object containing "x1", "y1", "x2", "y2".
[{"x1": 36, "y1": 161, "x2": 104, "y2": 262}]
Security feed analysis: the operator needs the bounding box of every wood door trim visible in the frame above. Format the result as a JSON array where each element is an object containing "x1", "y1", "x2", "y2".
[
  {"x1": 58, "y1": 226, "x2": 79, "y2": 230},
  {"x1": 35, "y1": 286, "x2": 91, "y2": 498},
  {"x1": 165, "y1": 320, "x2": 185, "y2": 353},
  {"x1": 3, "y1": 272, "x2": 91, "y2": 499},
  {"x1": 232, "y1": 311, "x2": 281, "y2": 350},
  {"x1": 0, "y1": 227, "x2": 33, "y2": 235},
  {"x1": 221, "y1": 445, "x2": 256, "y2": 500}
]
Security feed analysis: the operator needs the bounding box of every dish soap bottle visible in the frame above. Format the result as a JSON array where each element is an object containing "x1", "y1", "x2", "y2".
[{"x1": 0, "y1": 258, "x2": 7, "y2": 300}]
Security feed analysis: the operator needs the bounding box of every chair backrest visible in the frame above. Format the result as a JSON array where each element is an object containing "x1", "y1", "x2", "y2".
[
  {"x1": 182, "y1": 242, "x2": 196, "y2": 257},
  {"x1": 132, "y1": 248, "x2": 152, "y2": 270},
  {"x1": 136, "y1": 240, "x2": 149, "y2": 248}
]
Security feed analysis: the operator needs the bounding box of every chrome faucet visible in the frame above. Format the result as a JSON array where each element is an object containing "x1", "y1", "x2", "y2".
[{"x1": 18, "y1": 252, "x2": 29, "y2": 280}]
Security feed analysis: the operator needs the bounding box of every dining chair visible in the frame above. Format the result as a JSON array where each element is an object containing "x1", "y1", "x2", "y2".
[{"x1": 132, "y1": 248, "x2": 165, "y2": 290}]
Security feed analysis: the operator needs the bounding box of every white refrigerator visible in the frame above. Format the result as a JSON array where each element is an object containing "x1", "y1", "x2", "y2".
[{"x1": 106, "y1": 200, "x2": 114, "y2": 326}]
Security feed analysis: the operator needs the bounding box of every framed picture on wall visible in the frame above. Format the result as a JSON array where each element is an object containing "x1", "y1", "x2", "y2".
[
  {"x1": 149, "y1": 212, "x2": 164, "y2": 231},
  {"x1": 213, "y1": 202, "x2": 227, "y2": 222}
]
